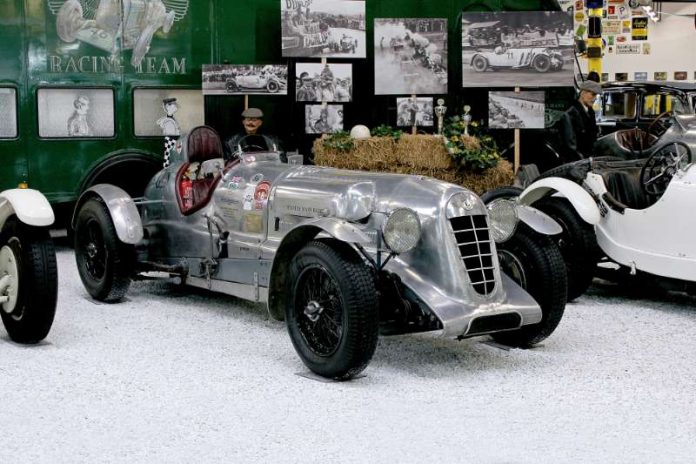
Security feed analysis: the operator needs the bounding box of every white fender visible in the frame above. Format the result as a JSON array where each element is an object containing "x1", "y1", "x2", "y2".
[
  {"x1": 0, "y1": 189, "x2": 55, "y2": 229},
  {"x1": 518, "y1": 177, "x2": 601, "y2": 225}
]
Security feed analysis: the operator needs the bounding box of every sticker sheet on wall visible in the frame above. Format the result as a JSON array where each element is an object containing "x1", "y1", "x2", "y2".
[
  {"x1": 461, "y1": 11, "x2": 574, "y2": 88},
  {"x1": 202, "y1": 65, "x2": 288, "y2": 96},
  {"x1": 374, "y1": 18, "x2": 448, "y2": 95},
  {"x1": 281, "y1": 0, "x2": 366, "y2": 58},
  {"x1": 634, "y1": 72, "x2": 647, "y2": 81}
]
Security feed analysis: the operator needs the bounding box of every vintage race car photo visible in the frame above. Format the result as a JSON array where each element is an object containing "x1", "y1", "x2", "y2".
[
  {"x1": 493, "y1": 115, "x2": 696, "y2": 300},
  {"x1": 72, "y1": 126, "x2": 568, "y2": 380},
  {"x1": 469, "y1": 47, "x2": 563, "y2": 73},
  {"x1": 226, "y1": 73, "x2": 287, "y2": 94},
  {"x1": 0, "y1": 189, "x2": 58, "y2": 344}
]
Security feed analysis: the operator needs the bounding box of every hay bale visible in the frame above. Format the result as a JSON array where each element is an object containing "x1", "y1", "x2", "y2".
[
  {"x1": 312, "y1": 134, "x2": 514, "y2": 195},
  {"x1": 395, "y1": 134, "x2": 453, "y2": 170}
]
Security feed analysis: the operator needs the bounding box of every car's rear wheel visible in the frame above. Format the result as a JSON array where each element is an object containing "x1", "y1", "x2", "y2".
[
  {"x1": 0, "y1": 218, "x2": 57, "y2": 344},
  {"x1": 532, "y1": 54, "x2": 551, "y2": 72},
  {"x1": 472, "y1": 55, "x2": 488, "y2": 72},
  {"x1": 493, "y1": 224, "x2": 567, "y2": 347},
  {"x1": 75, "y1": 198, "x2": 134, "y2": 302},
  {"x1": 286, "y1": 239, "x2": 379, "y2": 380},
  {"x1": 534, "y1": 197, "x2": 599, "y2": 301}
]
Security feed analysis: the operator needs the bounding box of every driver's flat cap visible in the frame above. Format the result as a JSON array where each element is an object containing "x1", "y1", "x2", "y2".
[
  {"x1": 579, "y1": 81, "x2": 602, "y2": 94},
  {"x1": 242, "y1": 107, "x2": 264, "y2": 118}
]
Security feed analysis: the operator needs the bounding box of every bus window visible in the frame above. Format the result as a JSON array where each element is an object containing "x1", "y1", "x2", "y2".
[
  {"x1": 0, "y1": 88, "x2": 18, "y2": 138},
  {"x1": 38, "y1": 88, "x2": 115, "y2": 138},
  {"x1": 133, "y1": 88, "x2": 204, "y2": 137}
]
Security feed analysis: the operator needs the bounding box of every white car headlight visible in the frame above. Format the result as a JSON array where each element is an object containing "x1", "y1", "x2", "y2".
[
  {"x1": 486, "y1": 199, "x2": 518, "y2": 243},
  {"x1": 382, "y1": 208, "x2": 421, "y2": 254}
]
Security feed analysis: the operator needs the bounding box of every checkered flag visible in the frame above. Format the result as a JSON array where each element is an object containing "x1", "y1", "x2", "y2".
[{"x1": 163, "y1": 136, "x2": 178, "y2": 168}]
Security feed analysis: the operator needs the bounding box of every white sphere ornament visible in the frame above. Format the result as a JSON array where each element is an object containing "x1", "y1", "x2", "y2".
[{"x1": 350, "y1": 125, "x2": 371, "y2": 139}]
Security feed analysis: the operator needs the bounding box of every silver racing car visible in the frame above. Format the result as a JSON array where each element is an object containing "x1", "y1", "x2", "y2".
[{"x1": 72, "y1": 126, "x2": 566, "y2": 379}]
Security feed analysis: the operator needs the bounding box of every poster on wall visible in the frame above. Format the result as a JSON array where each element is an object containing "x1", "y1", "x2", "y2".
[
  {"x1": 489, "y1": 91, "x2": 545, "y2": 129},
  {"x1": 374, "y1": 18, "x2": 448, "y2": 95},
  {"x1": 133, "y1": 89, "x2": 204, "y2": 137},
  {"x1": 296, "y1": 62, "x2": 353, "y2": 102},
  {"x1": 202, "y1": 65, "x2": 288, "y2": 95},
  {"x1": 395, "y1": 97, "x2": 433, "y2": 127},
  {"x1": 281, "y1": 0, "x2": 366, "y2": 58},
  {"x1": 461, "y1": 11, "x2": 574, "y2": 87},
  {"x1": 305, "y1": 104, "x2": 343, "y2": 134},
  {"x1": 631, "y1": 17, "x2": 648, "y2": 40}
]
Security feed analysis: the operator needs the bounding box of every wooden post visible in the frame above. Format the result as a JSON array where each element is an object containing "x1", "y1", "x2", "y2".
[
  {"x1": 411, "y1": 93, "x2": 417, "y2": 135},
  {"x1": 244, "y1": 94, "x2": 249, "y2": 110},
  {"x1": 514, "y1": 86, "x2": 520, "y2": 174}
]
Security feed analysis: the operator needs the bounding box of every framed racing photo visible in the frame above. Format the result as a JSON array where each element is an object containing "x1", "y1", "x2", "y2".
[
  {"x1": 295, "y1": 62, "x2": 353, "y2": 102},
  {"x1": 461, "y1": 11, "x2": 574, "y2": 87},
  {"x1": 488, "y1": 91, "x2": 545, "y2": 129},
  {"x1": 374, "y1": 18, "x2": 448, "y2": 95},
  {"x1": 305, "y1": 104, "x2": 343, "y2": 134},
  {"x1": 281, "y1": 0, "x2": 366, "y2": 58},
  {"x1": 395, "y1": 97, "x2": 433, "y2": 127},
  {"x1": 202, "y1": 64, "x2": 289, "y2": 95}
]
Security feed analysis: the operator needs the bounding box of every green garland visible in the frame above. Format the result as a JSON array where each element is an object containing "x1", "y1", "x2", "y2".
[{"x1": 444, "y1": 116, "x2": 501, "y2": 171}]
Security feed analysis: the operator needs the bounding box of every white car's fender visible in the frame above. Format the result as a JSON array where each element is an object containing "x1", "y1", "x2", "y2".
[
  {"x1": 0, "y1": 188, "x2": 55, "y2": 230},
  {"x1": 72, "y1": 184, "x2": 143, "y2": 244},
  {"x1": 519, "y1": 177, "x2": 601, "y2": 225}
]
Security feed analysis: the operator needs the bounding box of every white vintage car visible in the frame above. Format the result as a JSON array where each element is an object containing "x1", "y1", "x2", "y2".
[
  {"x1": 470, "y1": 47, "x2": 564, "y2": 73},
  {"x1": 0, "y1": 189, "x2": 57, "y2": 343},
  {"x1": 509, "y1": 115, "x2": 696, "y2": 298}
]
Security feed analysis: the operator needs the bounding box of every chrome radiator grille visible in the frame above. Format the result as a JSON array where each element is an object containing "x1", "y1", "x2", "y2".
[{"x1": 449, "y1": 215, "x2": 496, "y2": 295}]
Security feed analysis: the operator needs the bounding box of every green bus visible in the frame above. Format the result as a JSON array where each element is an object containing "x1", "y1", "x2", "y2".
[{"x1": 0, "y1": 0, "x2": 561, "y2": 223}]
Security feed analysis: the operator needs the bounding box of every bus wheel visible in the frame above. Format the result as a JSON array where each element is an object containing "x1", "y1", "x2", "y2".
[{"x1": 56, "y1": 0, "x2": 85, "y2": 43}]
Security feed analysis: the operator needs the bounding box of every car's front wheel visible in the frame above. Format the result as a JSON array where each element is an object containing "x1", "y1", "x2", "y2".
[
  {"x1": 472, "y1": 55, "x2": 488, "y2": 72},
  {"x1": 493, "y1": 224, "x2": 567, "y2": 347},
  {"x1": 532, "y1": 54, "x2": 551, "y2": 72},
  {"x1": 286, "y1": 239, "x2": 379, "y2": 380},
  {"x1": 0, "y1": 218, "x2": 57, "y2": 343},
  {"x1": 266, "y1": 80, "x2": 280, "y2": 93},
  {"x1": 75, "y1": 198, "x2": 134, "y2": 302}
]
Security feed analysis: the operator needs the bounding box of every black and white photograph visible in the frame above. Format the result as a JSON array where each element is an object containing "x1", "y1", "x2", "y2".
[
  {"x1": 133, "y1": 89, "x2": 205, "y2": 137},
  {"x1": 396, "y1": 97, "x2": 434, "y2": 127},
  {"x1": 0, "y1": 88, "x2": 17, "y2": 138},
  {"x1": 461, "y1": 11, "x2": 573, "y2": 87},
  {"x1": 281, "y1": 0, "x2": 366, "y2": 58},
  {"x1": 304, "y1": 104, "x2": 343, "y2": 134},
  {"x1": 488, "y1": 91, "x2": 545, "y2": 129},
  {"x1": 374, "y1": 18, "x2": 448, "y2": 95},
  {"x1": 37, "y1": 88, "x2": 114, "y2": 138},
  {"x1": 296, "y1": 62, "x2": 353, "y2": 102},
  {"x1": 202, "y1": 64, "x2": 289, "y2": 95}
]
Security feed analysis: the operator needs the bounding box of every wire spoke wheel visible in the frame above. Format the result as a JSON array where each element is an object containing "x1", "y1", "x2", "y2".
[{"x1": 295, "y1": 265, "x2": 343, "y2": 356}]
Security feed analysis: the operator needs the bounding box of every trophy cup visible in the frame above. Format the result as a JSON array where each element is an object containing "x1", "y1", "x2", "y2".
[
  {"x1": 434, "y1": 98, "x2": 447, "y2": 136},
  {"x1": 462, "y1": 104, "x2": 472, "y2": 136}
]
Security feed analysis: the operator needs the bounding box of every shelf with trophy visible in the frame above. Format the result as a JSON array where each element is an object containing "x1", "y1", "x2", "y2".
[{"x1": 313, "y1": 101, "x2": 514, "y2": 195}]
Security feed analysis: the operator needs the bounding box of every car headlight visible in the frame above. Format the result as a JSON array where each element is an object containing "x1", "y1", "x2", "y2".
[
  {"x1": 486, "y1": 199, "x2": 518, "y2": 243},
  {"x1": 382, "y1": 208, "x2": 421, "y2": 254}
]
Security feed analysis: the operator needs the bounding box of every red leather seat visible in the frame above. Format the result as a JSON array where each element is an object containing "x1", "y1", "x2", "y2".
[{"x1": 177, "y1": 126, "x2": 224, "y2": 215}]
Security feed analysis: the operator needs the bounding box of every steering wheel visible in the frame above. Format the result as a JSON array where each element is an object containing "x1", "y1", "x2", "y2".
[
  {"x1": 645, "y1": 111, "x2": 672, "y2": 138},
  {"x1": 640, "y1": 141, "x2": 692, "y2": 196},
  {"x1": 233, "y1": 134, "x2": 272, "y2": 157}
]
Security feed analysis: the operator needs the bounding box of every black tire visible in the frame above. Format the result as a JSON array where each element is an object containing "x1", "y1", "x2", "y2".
[
  {"x1": 266, "y1": 80, "x2": 280, "y2": 93},
  {"x1": 472, "y1": 55, "x2": 488, "y2": 72},
  {"x1": 286, "y1": 239, "x2": 379, "y2": 380},
  {"x1": 480, "y1": 186, "x2": 523, "y2": 203},
  {"x1": 532, "y1": 54, "x2": 551, "y2": 73},
  {"x1": 0, "y1": 218, "x2": 57, "y2": 344},
  {"x1": 492, "y1": 224, "x2": 567, "y2": 347},
  {"x1": 74, "y1": 198, "x2": 134, "y2": 302},
  {"x1": 534, "y1": 197, "x2": 598, "y2": 301}
]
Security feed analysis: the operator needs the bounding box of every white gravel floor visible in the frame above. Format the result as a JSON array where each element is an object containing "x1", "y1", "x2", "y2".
[{"x1": 2, "y1": 243, "x2": 695, "y2": 463}]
